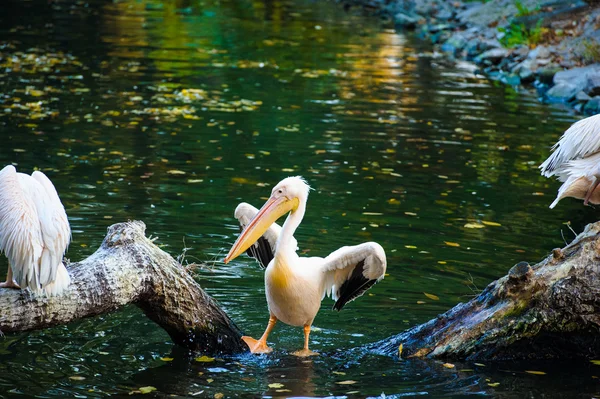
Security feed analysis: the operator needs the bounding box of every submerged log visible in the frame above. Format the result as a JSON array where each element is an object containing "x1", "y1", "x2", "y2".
[
  {"x1": 0, "y1": 221, "x2": 245, "y2": 354},
  {"x1": 369, "y1": 221, "x2": 600, "y2": 361}
]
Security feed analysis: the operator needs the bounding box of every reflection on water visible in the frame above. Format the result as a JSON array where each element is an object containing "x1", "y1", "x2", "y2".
[{"x1": 0, "y1": 0, "x2": 599, "y2": 397}]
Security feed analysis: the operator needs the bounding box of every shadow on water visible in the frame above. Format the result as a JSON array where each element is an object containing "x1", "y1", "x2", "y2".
[{"x1": 0, "y1": 0, "x2": 600, "y2": 397}]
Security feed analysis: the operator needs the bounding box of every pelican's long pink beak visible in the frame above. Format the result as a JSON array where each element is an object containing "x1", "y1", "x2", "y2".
[{"x1": 224, "y1": 195, "x2": 298, "y2": 264}]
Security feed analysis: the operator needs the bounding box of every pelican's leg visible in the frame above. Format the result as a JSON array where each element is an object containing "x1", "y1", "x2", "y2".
[
  {"x1": 584, "y1": 176, "x2": 600, "y2": 205},
  {"x1": 292, "y1": 324, "x2": 319, "y2": 357},
  {"x1": 242, "y1": 314, "x2": 276, "y2": 354},
  {"x1": 0, "y1": 265, "x2": 20, "y2": 289}
]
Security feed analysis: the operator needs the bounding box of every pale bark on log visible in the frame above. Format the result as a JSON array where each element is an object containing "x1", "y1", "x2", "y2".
[
  {"x1": 368, "y1": 221, "x2": 600, "y2": 360},
  {"x1": 0, "y1": 221, "x2": 245, "y2": 354}
]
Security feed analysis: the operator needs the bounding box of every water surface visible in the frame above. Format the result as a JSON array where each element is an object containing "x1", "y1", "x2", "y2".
[{"x1": 0, "y1": 0, "x2": 598, "y2": 397}]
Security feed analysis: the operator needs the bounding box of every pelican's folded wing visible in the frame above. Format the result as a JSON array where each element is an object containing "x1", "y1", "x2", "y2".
[
  {"x1": 0, "y1": 165, "x2": 44, "y2": 290},
  {"x1": 320, "y1": 242, "x2": 387, "y2": 311},
  {"x1": 234, "y1": 202, "x2": 290, "y2": 268}
]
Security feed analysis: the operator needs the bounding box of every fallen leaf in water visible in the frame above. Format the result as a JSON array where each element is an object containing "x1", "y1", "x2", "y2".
[
  {"x1": 206, "y1": 379, "x2": 214, "y2": 383},
  {"x1": 160, "y1": 357, "x2": 174, "y2": 362},
  {"x1": 442, "y1": 363, "x2": 455, "y2": 369},
  {"x1": 195, "y1": 356, "x2": 215, "y2": 362},
  {"x1": 464, "y1": 222, "x2": 485, "y2": 229},
  {"x1": 214, "y1": 393, "x2": 224, "y2": 399},
  {"x1": 475, "y1": 363, "x2": 485, "y2": 367},
  {"x1": 167, "y1": 170, "x2": 186, "y2": 175},
  {"x1": 405, "y1": 245, "x2": 417, "y2": 249},
  {"x1": 332, "y1": 371, "x2": 346, "y2": 376},
  {"x1": 404, "y1": 212, "x2": 417, "y2": 216},
  {"x1": 424, "y1": 292, "x2": 440, "y2": 301},
  {"x1": 69, "y1": 376, "x2": 85, "y2": 381},
  {"x1": 139, "y1": 386, "x2": 157, "y2": 394},
  {"x1": 416, "y1": 300, "x2": 426, "y2": 304},
  {"x1": 487, "y1": 382, "x2": 500, "y2": 387},
  {"x1": 398, "y1": 343, "x2": 403, "y2": 358},
  {"x1": 525, "y1": 370, "x2": 546, "y2": 375},
  {"x1": 336, "y1": 380, "x2": 357, "y2": 385},
  {"x1": 590, "y1": 360, "x2": 600, "y2": 365},
  {"x1": 187, "y1": 179, "x2": 204, "y2": 183},
  {"x1": 268, "y1": 383, "x2": 285, "y2": 389},
  {"x1": 482, "y1": 221, "x2": 501, "y2": 227},
  {"x1": 276, "y1": 389, "x2": 292, "y2": 393},
  {"x1": 444, "y1": 241, "x2": 460, "y2": 247}
]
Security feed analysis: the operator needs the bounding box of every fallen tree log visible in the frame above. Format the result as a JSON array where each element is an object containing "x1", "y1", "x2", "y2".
[
  {"x1": 2, "y1": 220, "x2": 599, "y2": 360},
  {"x1": 0, "y1": 221, "x2": 245, "y2": 354},
  {"x1": 368, "y1": 222, "x2": 600, "y2": 361}
]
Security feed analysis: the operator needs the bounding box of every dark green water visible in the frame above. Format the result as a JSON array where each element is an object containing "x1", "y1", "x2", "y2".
[{"x1": 0, "y1": 0, "x2": 598, "y2": 397}]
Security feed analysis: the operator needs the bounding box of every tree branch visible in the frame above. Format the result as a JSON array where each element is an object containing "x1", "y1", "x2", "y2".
[{"x1": 0, "y1": 221, "x2": 246, "y2": 354}]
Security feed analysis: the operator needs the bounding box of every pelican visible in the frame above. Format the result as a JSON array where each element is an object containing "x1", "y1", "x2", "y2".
[
  {"x1": 0, "y1": 165, "x2": 71, "y2": 295},
  {"x1": 540, "y1": 113, "x2": 600, "y2": 208},
  {"x1": 224, "y1": 176, "x2": 387, "y2": 356}
]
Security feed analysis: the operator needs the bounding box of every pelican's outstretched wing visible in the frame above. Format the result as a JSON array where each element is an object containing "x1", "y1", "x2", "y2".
[
  {"x1": 234, "y1": 202, "x2": 287, "y2": 268},
  {"x1": 321, "y1": 242, "x2": 387, "y2": 311},
  {"x1": 0, "y1": 165, "x2": 44, "y2": 290},
  {"x1": 540, "y1": 114, "x2": 600, "y2": 177},
  {"x1": 31, "y1": 171, "x2": 70, "y2": 286}
]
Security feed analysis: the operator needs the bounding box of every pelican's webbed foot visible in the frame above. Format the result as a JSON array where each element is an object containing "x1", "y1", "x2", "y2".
[
  {"x1": 291, "y1": 348, "x2": 319, "y2": 357},
  {"x1": 0, "y1": 280, "x2": 20, "y2": 289},
  {"x1": 242, "y1": 336, "x2": 273, "y2": 354}
]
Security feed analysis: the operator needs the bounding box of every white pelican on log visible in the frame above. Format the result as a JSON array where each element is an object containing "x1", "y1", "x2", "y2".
[
  {"x1": 224, "y1": 176, "x2": 387, "y2": 356},
  {"x1": 540, "y1": 113, "x2": 600, "y2": 208},
  {"x1": 0, "y1": 165, "x2": 71, "y2": 295}
]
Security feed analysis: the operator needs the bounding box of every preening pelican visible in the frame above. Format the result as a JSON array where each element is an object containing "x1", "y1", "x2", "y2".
[
  {"x1": 0, "y1": 165, "x2": 71, "y2": 295},
  {"x1": 224, "y1": 176, "x2": 387, "y2": 356},
  {"x1": 540, "y1": 113, "x2": 600, "y2": 208}
]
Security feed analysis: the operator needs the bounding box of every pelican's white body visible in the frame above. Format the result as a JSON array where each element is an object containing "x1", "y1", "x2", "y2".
[
  {"x1": 0, "y1": 165, "x2": 71, "y2": 295},
  {"x1": 540, "y1": 114, "x2": 600, "y2": 208}
]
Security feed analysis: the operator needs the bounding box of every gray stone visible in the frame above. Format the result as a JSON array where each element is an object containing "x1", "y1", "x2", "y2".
[
  {"x1": 475, "y1": 48, "x2": 510, "y2": 64},
  {"x1": 554, "y1": 64, "x2": 600, "y2": 89},
  {"x1": 436, "y1": 8, "x2": 453, "y2": 21},
  {"x1": 576, "y1": 91, "x2": 592, "y2": 102},
  {"x1": 429, "y1": 24, "x2": 452, "y2": 33},
  {"x1": 586, "y1": 73, "x2": 600, "y2": 97},
  {"x1": 537, "y1": 65, "x2": 563, "y2": 84},
  {"x1": 394, "y1": 12, "x2": 419, "y2": 29},
  {"x1": 584, "y1": 96, "x2": 600, "y2": 114},
  {"x1": 441, "y1": 33, "x2": 468, "y2": 55},
  {"x1": 546, "y1": 82, "x2": 581, "y2": 102},
  {"x1": 513, "y1": 60, "x2": 536, "y2": 82},
  {"x1": 528, "y1": 45, "x2": 551, "y2": 60}
]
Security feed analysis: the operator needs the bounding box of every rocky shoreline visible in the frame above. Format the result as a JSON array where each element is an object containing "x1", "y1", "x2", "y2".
[{"x1": 341, "y1": 0, "x2": 600, "y2": 114}]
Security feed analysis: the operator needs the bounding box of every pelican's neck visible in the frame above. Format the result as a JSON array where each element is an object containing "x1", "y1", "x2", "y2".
[{"x1": 275, "y1": 199, "x2": 306, "y2": 258}]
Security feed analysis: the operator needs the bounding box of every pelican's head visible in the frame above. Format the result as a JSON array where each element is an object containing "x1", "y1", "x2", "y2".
[{"x1": 224, "y1": 176, "x2": 310, "y2": 264}]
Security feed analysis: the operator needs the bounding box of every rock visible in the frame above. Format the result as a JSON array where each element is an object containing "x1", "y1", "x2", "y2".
[
  {"x1": 475, "y1": 48, "x2": 510, "y2": 64},
  {"x1": 554, "y1": 64, "x2": 600, "y2": 88},
  {"x1": 513, "y1": 60, "x2": 536, "y2": 82},
  {"x1": 584, "y1": 96, "x2": 600, "y2": 114},
  {"x1": 441, "y1": 33, "x2": 468, "y2": 55},
  {"x1": 586, "y1": 73, "x2": 600, "y2": 97},
  {"x1": 394, "y1": 12, "x2": 419, "y2": 29},
  {"x1": 436, "y1": 9, "x2": 454, "y2": 21},
  {"x1": 537, "y1": 65, "x2": 562, "y2": 84},
  {"x1": 508, "y1": 261, "x2": 532, "y2": 282},
  {"x1": 576, "y1": 91, "x2": 592, "y2": 102},
  {"x1": 501, "y1": 73, "x2": 521, "y2": 86},
  {"x1": 546, "y1": 82, "x2": 581, "y2": 102},
  {"x1": 528, "y1": 45, "x2": 551, "y2": 60},
  {"x1": 429, "y1": 24, "x2": 452, "y2": 33}
]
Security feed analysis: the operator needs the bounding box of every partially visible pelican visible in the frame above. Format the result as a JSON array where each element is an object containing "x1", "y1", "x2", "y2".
[
  {"x1": 224, "y1": 176, "x2": 387, "y2": 356},
  {"x1": 0, "y1": 165, "x2": 71, "y2": 295},
  {"x1": 540, "y1": 113, "x2": 600, "y2": 208}
]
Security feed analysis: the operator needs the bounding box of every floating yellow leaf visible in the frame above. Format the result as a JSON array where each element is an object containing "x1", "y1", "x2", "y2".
[
  {"x1": 276, "y1": 389, "x2": 292, "y2": 393},
  {"x1": 187, "y1": 179, "x2": 204, "y2": 183},
  {"x1": 424, "y1": 292, "x2": 440, "y2": 301},
  {"x1": 195, "y1": 356, "x2": 215, "y2": 362},
  {"x1": 167, "y1": 170, "x2": 186, "y2": 175},
  {"x1": 160, "y1": 357, "x2": 174, "y2": 362},
  {"x1": 416, "y1": 300, "x2": 426, "y2": 304},
  {"x1": 474, "y1": 363, "x2": 485, "y2": 367},
  {"x1": 69, "y1": 376, "x2": 86, "y2": 381},
  {"x1": 268, "y1": 383, "x2": 285, "y2": 389},
  {"x1": 231, "y1": 177, "x2": 249, "y2": 184},
  {"x1": 206, "y1": 378, "x2": 214, "y2": 383},
  {"x1": 336, "y1": 380, "x2": 357, "y2": 385},
  {"x1": 214, "y1": 393, "x2": 224, "y2": 399},
  {"x1": 332, "y1": 371, "x2": 346, "y2": 376},
  {"x1": 139, "y1": 386, "x2": 157, "y2": 394},
  {"x1": 482, "y1": 221, "x2": 502, "y2": 227},
  {"x1": 405, "y1": 245, "x2": 417, "y2": 249},
  {"x1": 442, "y1": 363, "x2": 455, "y2": 368},
  {"x1": 398, "y1": 343, "x2": 403, "y2": 358},
  {"x1": 404, "y1": 212, "x2": 417, "y2": 216},
  {"x1": 590, "y1": 360, "x2": 600, "y2": 365},
  {"x1": 464, "y1": 223, "x2": 485, "y2": 229},
  {"x1": 525, "y1": 370, "x2": 546, "y2": 375},
  {"x1": 444, "y1": 241, "x2": 460, "y2": 247},
  {"x1": 487, "y1": 382, "x2": 500, "y2": 387}
]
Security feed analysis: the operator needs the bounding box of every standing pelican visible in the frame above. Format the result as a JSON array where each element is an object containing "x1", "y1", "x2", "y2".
[
  {"x1": 224, "y1": 176, "x2": 387, "y2": 356},
  {"x1": 540, "y1": 113, "x2": 600, "y2": 208},
  {"x1": 0, "y1": 165, "x2": 71, "y2": 295}
]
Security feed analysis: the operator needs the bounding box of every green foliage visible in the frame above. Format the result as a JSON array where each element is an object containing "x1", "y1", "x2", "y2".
[
  {"x1": 514, "y1": 0, "x2": 540, "y2": 17},
  {"x1": 498, "y1": 20, "x2": 544, "y2": 48}
]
